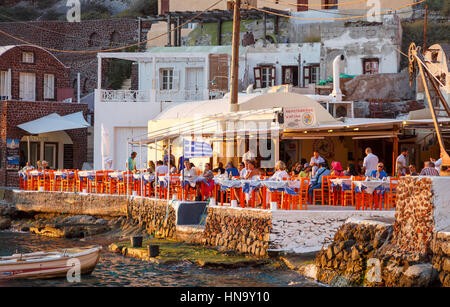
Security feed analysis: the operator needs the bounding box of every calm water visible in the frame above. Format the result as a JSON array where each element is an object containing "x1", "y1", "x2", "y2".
[{"x1": 0, "y1": 231, "x2": 320, "y2": 287}]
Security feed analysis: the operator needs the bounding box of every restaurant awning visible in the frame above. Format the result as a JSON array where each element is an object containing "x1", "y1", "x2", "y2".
[{"x1": 17, "y1": 112, "x2": 90, "y2": 134}]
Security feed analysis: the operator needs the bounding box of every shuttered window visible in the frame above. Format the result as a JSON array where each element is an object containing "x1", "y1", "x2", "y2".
[
  {"x1": 254, "y1": 66, "x2": 275, "y2": 88},
  {"x1": 0, "y1": 71, "x2": 8, "y2": 99},
  {"x1": 43, "y1": 74, "x2": 55, "y2": 99},
  {"x1": 19, "y1": 72, "x2": 36, "y2": 101},
  {"x1": 160, "y1": 68, "x2": 174, "y2": 90}
]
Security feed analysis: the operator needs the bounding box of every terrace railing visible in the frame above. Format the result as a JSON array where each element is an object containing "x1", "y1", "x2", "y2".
[{"x1": 100, "y1": 90, "x2": 153, "y2": 103}]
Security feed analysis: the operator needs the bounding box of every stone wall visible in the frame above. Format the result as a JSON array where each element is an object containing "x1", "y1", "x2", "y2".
[
  {"x1": 315, "y1": 177, "x2": 450, "y2": 287},
  {"x1": 203, "y1": 206, "x2": 271, "y2": 257},
  {"x1": 270, "y1": 211, "x2": 395, "y2": 254},
  {"x1": 0, "y1": 19, "x2": 138, "y2": 95},
  {"x1": 13, "y1": 191, "x2": 127, "y2": 217},
  {"x1": 431, "y1": 231, "x2": 450, "y2": 287},
  {"x1": 315, "y1": 219, "x2": 393, "y2": 286},
  {"x1": 128, "y1": 198, "x2": 176, "y2": 239},
  {"x1": 392, "y1": 177, "x2": 435, "y2": 256}
]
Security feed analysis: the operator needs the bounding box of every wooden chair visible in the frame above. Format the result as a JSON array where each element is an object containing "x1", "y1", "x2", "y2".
[
  {"x1": 297, "y1": 177, "x2": 310, "y2": 210},
  {"x1": 384, "y1": 177, "x2": 398, "y2": 210},
  {"x1": 117, "y1": 171, "x2": 133, "y2": 195}
]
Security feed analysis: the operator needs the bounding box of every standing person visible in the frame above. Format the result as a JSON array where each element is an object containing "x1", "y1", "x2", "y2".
[
  {"x1": 127, "y1": 152, "x2": 137, "y2": 172},
  {"x1": 420, "y1": 161, "x2": 440, "y2": 176},
  {"x1": 396, "y1": 148, "x2": 408, "y2": 176},
  {"x1": 242, "y1": 148, "x2": 257, "y2": 162},
  {"x1": 212, "y1": 162, "x2": 226, "y2": 174},
  {"x1": 362, "y1": 148, "x2": 379, "y2": 177},
  {"x1": 431, "y1": 153, "x2": 443, "y2": 175},
  {"x1": 310, "y1": 152, "x2": 325, "y2": 177}
]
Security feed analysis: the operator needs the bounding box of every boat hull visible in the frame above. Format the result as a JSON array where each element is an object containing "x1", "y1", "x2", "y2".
[{"x1": 0, "y1": 247, "x2": 101, "y2": 280}]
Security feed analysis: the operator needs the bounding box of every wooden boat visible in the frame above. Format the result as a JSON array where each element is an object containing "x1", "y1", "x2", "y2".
[{"x1": 0, "y1": 246, "x2": 101, "y2": 279}]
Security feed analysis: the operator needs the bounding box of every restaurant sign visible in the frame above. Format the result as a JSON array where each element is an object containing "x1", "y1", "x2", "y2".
[
  {"x1": 6, "y1": 139, "x2": 20, "y2": 170},
  {"x1": 283, "y1": 107, "x2": 317, "y2": 129}
]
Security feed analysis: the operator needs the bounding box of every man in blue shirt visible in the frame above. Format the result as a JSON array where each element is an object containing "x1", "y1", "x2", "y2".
[
  {"x1": 370, "y1": 163, "x2": 387, "y2": 179},
  {"x1": 225, "y1": 161, "x2": 240, "y2": 177},
  {"x1": 308, "y1": 163, "x2": 330, "y2": 203}
]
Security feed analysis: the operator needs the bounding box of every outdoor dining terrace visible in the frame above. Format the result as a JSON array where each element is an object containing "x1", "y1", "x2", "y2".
[{"x1": 17, "y1": 169, "x2": 398, "y2": 211}]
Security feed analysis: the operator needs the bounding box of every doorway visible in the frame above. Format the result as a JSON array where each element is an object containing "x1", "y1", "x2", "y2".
[
  {"x1": 44, "y1": 143, "x2": 58, "y2": 169},
  {"x1": 185, "y1": 67, "x2": 204, "y2": 101},
  {"x1": 282, "y1": 66, "x2": 299, "y2": 86}
]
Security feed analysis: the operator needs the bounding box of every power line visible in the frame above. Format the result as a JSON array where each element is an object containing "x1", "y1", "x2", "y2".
[
  {"x1": 247, "y1": 0, "x2": 425, "y2": 21},
  {"x1": 0, "y1": 0, "x2": 224, "y2": 54}
]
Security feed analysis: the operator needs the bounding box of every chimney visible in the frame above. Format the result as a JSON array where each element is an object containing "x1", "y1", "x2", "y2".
[{"x1": 331, "y1": 54, "x2": 345, "y2": 101}]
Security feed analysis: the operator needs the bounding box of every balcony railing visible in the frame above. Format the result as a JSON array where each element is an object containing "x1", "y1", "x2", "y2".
[
  {"x1": 100, "y1": 90, "x2": 152, "y2": 103},
  {"x1": 99, "y1": 89, "x2": 225, "y2": 103}
]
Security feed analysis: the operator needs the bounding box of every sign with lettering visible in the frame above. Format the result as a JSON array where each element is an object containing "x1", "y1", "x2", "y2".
[
  {"x1": 6, "y1": 139, "x2": 20, "y2": 170},
  {"x1": 283, "y1": 107, "x2": 317, "y2": 129}
]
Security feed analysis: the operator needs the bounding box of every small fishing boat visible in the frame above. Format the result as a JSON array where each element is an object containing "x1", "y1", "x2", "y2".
[{"x1": 0, "y1": 246, "x2": 101, "y2": 280}]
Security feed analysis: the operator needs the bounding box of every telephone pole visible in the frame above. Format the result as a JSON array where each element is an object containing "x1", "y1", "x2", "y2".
[
  {"x1": 423, "y1": 4, "x2": 428, "y2": 52},
  {"x1": 229, "y1": 0, "x2": 241, "y2": 112}
]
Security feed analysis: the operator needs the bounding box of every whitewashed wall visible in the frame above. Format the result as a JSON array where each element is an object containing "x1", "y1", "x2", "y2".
[{"x1": 270, "y1": 210, "x2": 395, "y2": 253}]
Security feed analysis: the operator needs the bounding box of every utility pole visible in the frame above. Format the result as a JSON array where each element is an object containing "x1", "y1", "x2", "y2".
[
  {"x1": 229, "y1": 0, "x2": 241, "y2": 112},
  {"x1": 423, "y1": 4, "x2": 428, "y2": 52}
]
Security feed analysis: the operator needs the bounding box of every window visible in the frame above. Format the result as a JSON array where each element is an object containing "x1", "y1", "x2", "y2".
[
  {"x1": 303, "y1": 65, "x2": 319, "y2": 87},
  {"x1": 363, "y1": 58, "x2": 379, "y2": 74},
  {"x1": 19, "y1": 72, "x2": 36, "y2": 101},
  {"x1": 297, "y1": 0, "x2": 308, "y2": 12},
  {"x1": 160, "y1": 69, "x2": 173, "y2": 90},
  {"x1": 43, "y1": 74, "x2": 55, "y2": 100},
  {"x1": 22, "y1": 52, "x2": 34, "y2": 63},
  {"x1": 254, "y1": 66, "x2": 275, "y2": 88},
  {"x1": 322, "y1": 0, "x2": 337, "y2": 10},
  {"x1": 0, "y1": 71, "x2": 8, "y2": 99}
]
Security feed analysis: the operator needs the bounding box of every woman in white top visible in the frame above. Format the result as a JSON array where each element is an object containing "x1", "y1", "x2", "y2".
[{"x1": 270, "y1": 161, "x2": 290, "y2": 181}]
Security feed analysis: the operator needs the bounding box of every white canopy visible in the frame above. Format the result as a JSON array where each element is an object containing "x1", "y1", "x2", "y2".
[{"x1": 17, "y1": 112, "x2": 90, "y2": 134}]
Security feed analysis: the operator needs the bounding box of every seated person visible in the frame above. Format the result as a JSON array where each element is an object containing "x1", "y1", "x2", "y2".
[
  {"x1": 182, "y1": 160, "x2": 198, "y2": 186},
  {"x1": 155, "y1": 160, "x2": 169, "y2": 176},
  {"x1": 212, "y1": 162, "x2": 226, "y2": 175},
  {"x1": 199, "y1": 163, "x2": 215, "y2": 200},
  {"x1": 308, "y1": 163, "x2": 331, "y2": 203},
  {"x1": 408, "y1": 164, "x2": 418, "y2": 176},
  {"x1": 330, "y1": 161, "x2": 344, "y2": 177},
  {"x1": 270, "y1": 160, "x2": 289, "y2": 181},
  {"x1": 370, "y1": 163, "x2": 387, "y2": 179},
  {"x1": 225, "y1": 161, "x2": 240, "y2": 177},
  {"x1": 298, "y1": 164, "x2": 312, "y2": 178}
]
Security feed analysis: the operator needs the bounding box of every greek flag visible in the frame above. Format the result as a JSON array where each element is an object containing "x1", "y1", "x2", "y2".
[{"x1": 184, "y1": 140, "x2": 213, "y2": 159}]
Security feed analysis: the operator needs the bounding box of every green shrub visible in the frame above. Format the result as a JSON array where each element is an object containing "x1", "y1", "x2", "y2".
[{"x1": 117, "y1": 0, "x2": 158, "y2": 18}]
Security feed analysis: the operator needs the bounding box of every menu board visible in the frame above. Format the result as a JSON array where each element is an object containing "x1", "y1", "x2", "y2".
[{"x1": 6, "y1": 139, "x2": 20, "y2": 170}]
